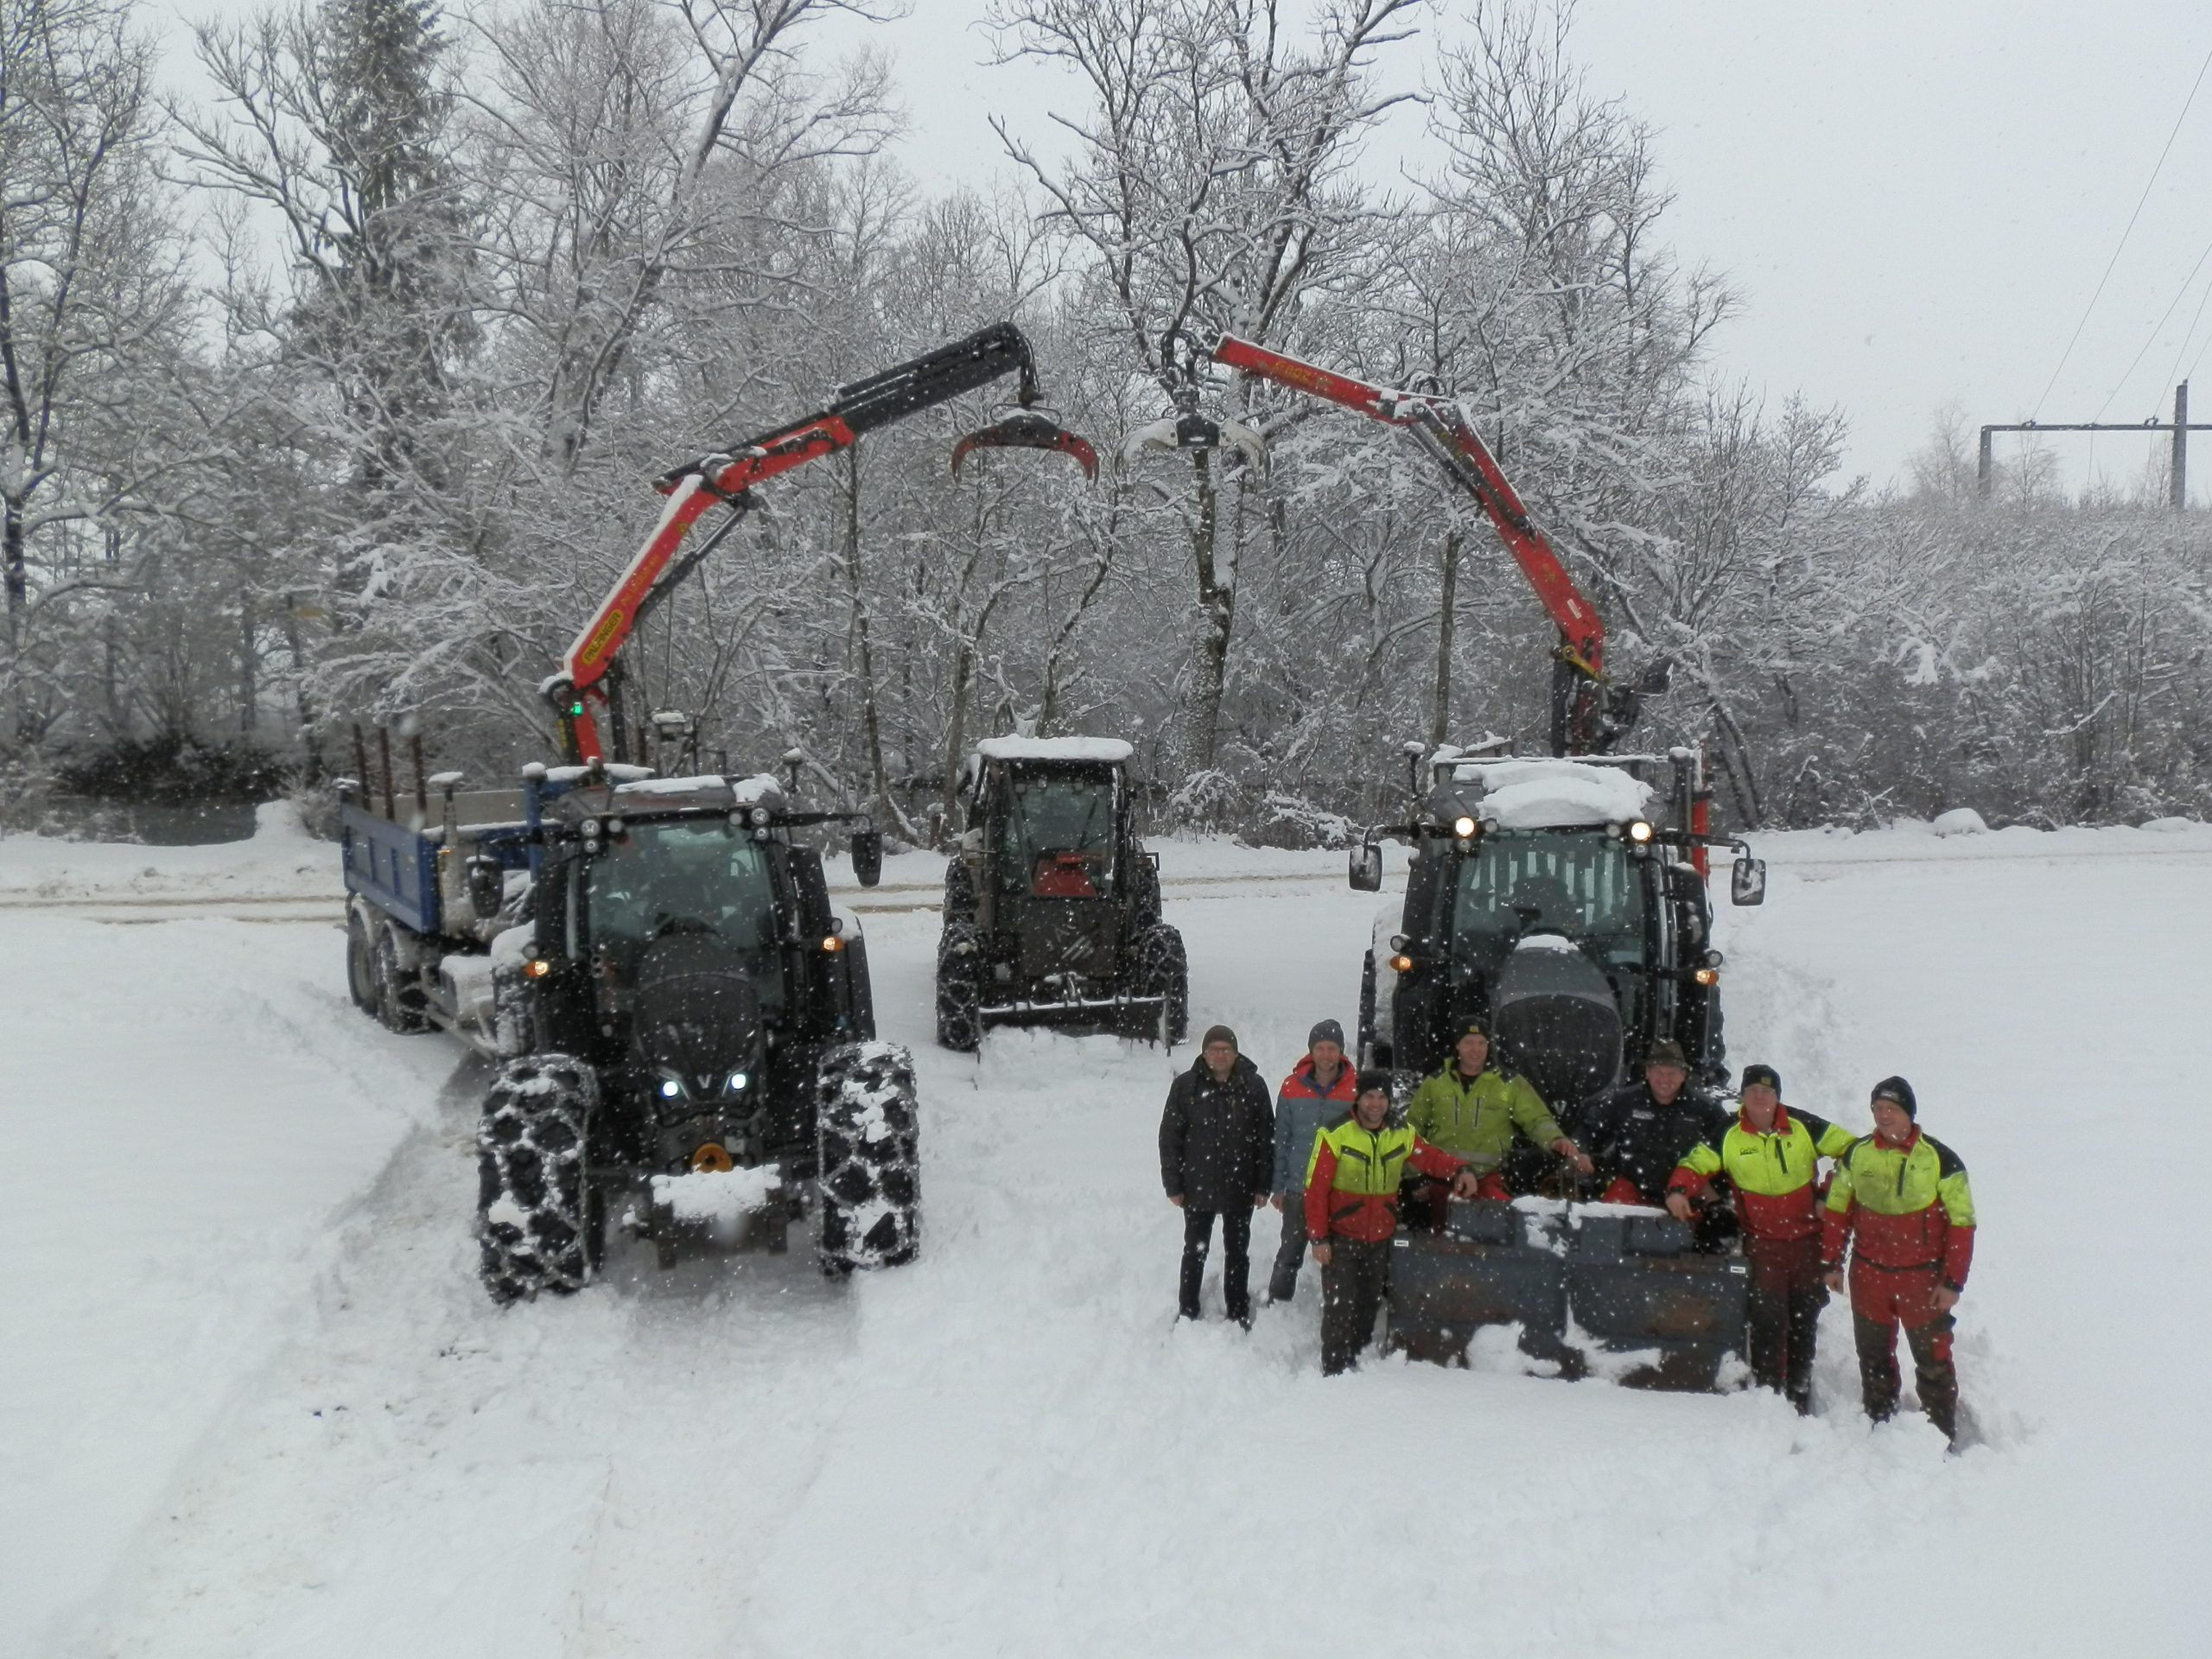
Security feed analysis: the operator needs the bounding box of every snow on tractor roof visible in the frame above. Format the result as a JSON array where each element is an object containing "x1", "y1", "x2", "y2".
[
  {"x1": 975, "y1": 735, "x2": 1134, "y2": 765},
  {"x1": 1462, "y1": 758, "x2": 1651, "y2": 830}
]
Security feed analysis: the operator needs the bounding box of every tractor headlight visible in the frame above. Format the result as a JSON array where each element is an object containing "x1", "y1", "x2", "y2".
[
  {"x1": 1626, "y1": 819, "x2": 1655, "y2": 843},
  {"x1": 581, "y1": 817, "x2": 601, "y2": 838},
  {"x1": 749, "y1": 807, "x2": 772, "y2": 827},
  {"x1": 1694, "y1": 966, "x2": 1719, "y2": 987},
  {"x1": 1452, "y1": 815, "x2": 1478, "y2": 839},
  {"x1": 658, "y1": 1077, "x2": 684, "y2": 1100},
  {"x1": 724, "y1": 1071, "x2": 749, "y2": 1094}
]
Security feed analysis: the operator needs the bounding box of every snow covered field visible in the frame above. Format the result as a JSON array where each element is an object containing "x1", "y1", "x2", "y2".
[{"x1": 4, "y1": 811, "x2": 2208, "y2": 1656}]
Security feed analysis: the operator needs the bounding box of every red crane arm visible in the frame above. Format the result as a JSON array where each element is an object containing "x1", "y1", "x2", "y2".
[
  {"x1": 550, "y1": 323, "x2": 1077, "y2": 764},
  {"x1": 1209, "y1": 334, "x2": 1606, "y2": 677}
]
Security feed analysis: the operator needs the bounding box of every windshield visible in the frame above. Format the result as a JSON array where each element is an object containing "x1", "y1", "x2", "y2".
[
  {"x1": 1452, "y1": 833, "x2": 1646, "y2": 971},
  {"x1": 582, "y1": 823, "x2": 786, "y2": 1012},
  {"x1": 999, "y1": 771, "x2": 1116, "y2": 898}
]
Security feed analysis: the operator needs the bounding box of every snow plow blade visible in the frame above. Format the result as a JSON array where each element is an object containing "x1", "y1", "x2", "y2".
[{"x1": 1387, "y1": 1199, "x2": 1749, "y2": 1391}]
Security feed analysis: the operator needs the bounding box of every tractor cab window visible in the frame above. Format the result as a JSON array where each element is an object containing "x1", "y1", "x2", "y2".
[
  {"x1": 581, "y1": 823, "x2": 787, "y2": 1013},
  {"x1": 998, "y1": 770, "x2": 1116, "y2": 899},
  {"x1": 1451, "y1": 833, "x2": 1647, "y2": 979}
]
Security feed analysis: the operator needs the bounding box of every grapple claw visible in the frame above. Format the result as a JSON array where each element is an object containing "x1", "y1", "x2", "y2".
[{"x1": 950, "y1": 411, "x2": 1100, "y2": 481}]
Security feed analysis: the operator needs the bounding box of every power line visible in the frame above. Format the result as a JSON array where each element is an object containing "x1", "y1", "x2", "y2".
[
  {"x1": 2167, "y1": 261, "x2": 2212, "y2": 392},
  {"x1": 2095, "y1": 228, "x2": 2212, "y2": 420},
  {"x1": 2032, "y1": 40, "x2": 2212, "y2": 419}
]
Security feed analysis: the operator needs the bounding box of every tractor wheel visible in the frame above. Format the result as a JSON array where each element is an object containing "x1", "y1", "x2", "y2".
[
  {"x1": 346, "y1": 908, "x2": 378, "y2": 1015},
  {"x1": 1357, "y1": 951, "x2": 1377, "y2": 1067},
  {"x1": 943, "y1": 855, "x2": 976, "y2": 924},
  {"x1": 1135, "y1": 923, "x2": 1189, "y2": 1045},
  {"x1": 935, "y1": 921, "x2": 984, "y2": 1052},
  {"x1": 816, "y1": 1041, "x2": 922, "y2": 1274},
  {"x1": 373, "y1": 921, "x2": 431, "y2": 1034},
  {"x1": 476, "y1": 1053, "x2": 604, "y2": 1304}
]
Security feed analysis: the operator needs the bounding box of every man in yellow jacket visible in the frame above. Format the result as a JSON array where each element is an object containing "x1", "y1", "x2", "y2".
[
  {"x1": 1404, "y1": 1023, "x2": 1590, "y2": 1201},
  {"x1": 1821, "y1": 1077, "x2": 1976, "y2": 1442},
  {"x1": 1668, "y1": 1063, "x2": 1857, "y2": 1411}
]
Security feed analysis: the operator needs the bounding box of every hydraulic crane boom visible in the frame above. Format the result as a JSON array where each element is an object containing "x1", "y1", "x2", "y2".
[
  {"x1": 549, "y1": 322, "x2": 1095, "y2": 765},
  {"x1": 1209, "y1": 334, "x2": 1641, "y2": 755}
]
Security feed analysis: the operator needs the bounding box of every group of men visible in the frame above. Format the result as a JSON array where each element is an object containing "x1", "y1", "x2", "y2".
[{"x1": 1157, "y1": 1018, "x2": 1977, "y2": 1440}]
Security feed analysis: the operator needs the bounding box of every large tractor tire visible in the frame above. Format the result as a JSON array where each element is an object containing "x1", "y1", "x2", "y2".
[
  {"x1": 346, "y1": 907, "x2": 378, "y2": 1015},
  {"x1": 943, "y1": 855, "x2": 977, "y2": 924},
  {"x1": 476, "y1": 1053, "x2": 604, "y2": 1303},
  {"x1": 816, "y1": 1041, "x2": 922, "y2": 1273},
  {"x1": 935, "y1": 921, "x2": 984, "y2": 1052},
  {"x1": 1135, "y1": 922, "x2": 1189, "y2": 1045},
  {"x1": 372, "y1": 920, "x2": 432, "y2": 1034}
]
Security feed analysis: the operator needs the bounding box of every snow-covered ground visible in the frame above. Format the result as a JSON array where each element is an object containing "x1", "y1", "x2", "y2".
[{"x1": 3, "y1": 813, "x2": 2207, "y2": 1656}]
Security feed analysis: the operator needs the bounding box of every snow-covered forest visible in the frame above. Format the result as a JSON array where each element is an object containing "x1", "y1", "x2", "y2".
[{"x1": 5, "y1": 0, "x2": 2207, "y2": 836}]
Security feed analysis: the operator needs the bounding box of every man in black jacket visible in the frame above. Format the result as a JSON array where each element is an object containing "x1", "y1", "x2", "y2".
[
  {"x1": 1160, "y1": 1024, "x2": 1275, "y2": 1324},
  {"x1": 1577, "y1": 1039, "x2": 1730, "y2": 1217}
]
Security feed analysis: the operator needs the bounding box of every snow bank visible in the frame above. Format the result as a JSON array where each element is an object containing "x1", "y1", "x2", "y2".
[
  {"x1": 0, "y1": 797, "x2": 335, "y2": 901},
  {"x1": 1465, "y1": 758, "x2": 1651, "y2": 829},
  {"x1": 974, "y1": 735, "x2": 1134, "y2": 764}
]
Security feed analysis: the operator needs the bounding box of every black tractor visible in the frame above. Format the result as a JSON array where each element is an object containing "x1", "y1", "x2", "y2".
[
  {"x1": 1344, "y1": 744, "x2": 1770, "y2": 1389},
  {"x1": 933, "y1": 737, "x2": 1188, "y2": 1049},
  {"x1": 1353, "y1": 747, "x2": 1764, "y2": 1106},
  {"x1": 454, "y1": 764, "x2": 918, "y2": 1301}
]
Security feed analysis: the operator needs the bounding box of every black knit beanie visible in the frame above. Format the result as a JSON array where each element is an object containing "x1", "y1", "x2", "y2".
[
  {"x1": 1871, "y1": 1075, "x2": 1917, "y2": 1118},
  {"x1": 1739, "y1": 1063, "x2": 1782, "y2": 1095},
  {"x1": 1355, "y1": 1069, "x2": 1394, "y2": 1102}
]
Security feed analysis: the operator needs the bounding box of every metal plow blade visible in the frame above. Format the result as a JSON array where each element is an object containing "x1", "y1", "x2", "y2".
[
  {"x1": 1387, "y1": 1199, "x2": 1750, "y2": 1391},
  {"x1": 950, "y1": 411, "x2": 1099, "y2": 480}
]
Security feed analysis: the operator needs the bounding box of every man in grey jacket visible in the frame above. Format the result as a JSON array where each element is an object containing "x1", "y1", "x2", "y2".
[{"x1": 1266, "y1": 1020, "x2": 1358, "y2": 1304}]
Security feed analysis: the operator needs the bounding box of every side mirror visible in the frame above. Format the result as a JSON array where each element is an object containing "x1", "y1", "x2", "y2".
[
  {"x1": 1349, "y1": 841, "x2": 1383, "y2": 893},
  {"x1": 851, "y1": 828, "x2": 884, "y2": 888},
  {"x1": 1730, "y1": 855, "x2": 1767, "y2": 907},
  {"x1": 466, "y1": 855, "x2": 505, "y2": 919}
]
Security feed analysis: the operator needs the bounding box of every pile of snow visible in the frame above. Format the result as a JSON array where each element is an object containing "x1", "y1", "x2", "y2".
[
  {"x1": 1933, "y1": 807, "x2": 1989, "y2": 836},
  {"x1": 0, "y1": 798, "x2": 334, "y2": 902},
  {"x1": 647, "y1": 1166, "x2": 783, "y2": 1224},
  {"x1": 974, "y1": 735, "x2": 1133, "y2": 764},
  {"x1": 1465, "y1": 758, "x2": 1651, "y2": 830}
]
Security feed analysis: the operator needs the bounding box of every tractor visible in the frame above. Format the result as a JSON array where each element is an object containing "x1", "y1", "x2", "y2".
[{"x1": 933, "y1": 737, "x2": 1189, "y2": 1049}]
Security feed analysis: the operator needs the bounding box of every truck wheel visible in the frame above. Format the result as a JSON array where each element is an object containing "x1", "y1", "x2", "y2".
[
  {"x1": 490, "y1": 960, "x2": 536, "y2": 1058},
  {"x1": 816, "y1": 1041, "x2": 921, "y2": 1273},
  {"x1": 346, "y1": 909, "x2": 378, "y2": 1015},
  {"x1": 1136, "y1": 923, "x2": 1189, "y2": 1045},
  {"x1": 935, "y1": 921, "x2": 984, "y2": 1052},
  {"x1": 943, "y1": 856, "x2": 976, "y2": 924},
  {"x1": 476, "y1": 1053, "x2": 604, "y2": 1303},
  {"x1": 373, "y1": 922, "x2": 431, "y2": 1034}
]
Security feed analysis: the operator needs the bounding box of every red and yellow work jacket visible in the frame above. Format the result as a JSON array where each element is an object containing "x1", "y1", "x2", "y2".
[
  {"x1": 1668, "y1": 1104, "x2": 1859, "y2": 1243},
  {"x1": 1821, "y1": 1128, "x2": 1976, "y2": 1290},
  {"x1": 1305, "y1": 1117, "x2": 1465, "y2": 1245}
]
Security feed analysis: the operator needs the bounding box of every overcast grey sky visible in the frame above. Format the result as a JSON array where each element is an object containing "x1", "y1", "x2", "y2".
[
  {"x1": 159, "y1": 0, "x2": 2212, "y2": 494},
  {"x1": 801, "y1": 0, "x2": 2212, "y2": 495}
]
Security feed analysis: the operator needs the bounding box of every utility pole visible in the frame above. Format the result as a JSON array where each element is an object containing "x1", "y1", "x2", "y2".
[{"x1": 1980, "y1": 383, "x2": 2210, "y2": 507}]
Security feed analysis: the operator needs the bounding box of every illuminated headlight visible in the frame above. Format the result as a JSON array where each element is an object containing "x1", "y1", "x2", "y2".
[
  {"x1": 658, "y1": 1077, "x2": 683, "y2": 1100},
  {"x1": 1694, "y1": 967, "x2": 1719, "y2": 987},
  {"x1": 1452, "y1": 815, "x2": 1478, "y2": 839},
  {"x1": 724, "y1": 1071, "x2": 749, "y2": 1094},
  {"x1": 1626, "y1": 819, "x2": 1655, "y2": 843}
]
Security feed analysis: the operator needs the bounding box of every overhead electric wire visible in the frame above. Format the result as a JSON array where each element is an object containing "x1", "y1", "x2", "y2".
[
  {"x1": 2158, "y1": 251, "x2": 2212, "y2": 399},
  {"x1": 2031, "y1": 39, "x2": 2212, "y2": 419},
  {"x1": 2094, "y1": 228, "x2": 2212, "y2": 419}
]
